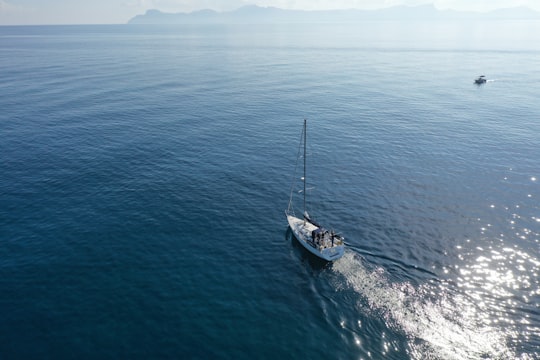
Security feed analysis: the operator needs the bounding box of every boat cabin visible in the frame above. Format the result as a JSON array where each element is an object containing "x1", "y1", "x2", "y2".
[{"x1": 311, "y1": 228, "x2": 339, "y2": 248}]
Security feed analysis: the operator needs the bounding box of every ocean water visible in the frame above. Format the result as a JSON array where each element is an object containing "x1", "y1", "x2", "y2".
[{"x1": 1, "y1": 21, "x2": 539, "y2": 359}]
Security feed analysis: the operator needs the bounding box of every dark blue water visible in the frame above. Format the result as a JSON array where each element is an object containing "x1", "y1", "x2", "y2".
[{"x1": 1, "y1": 22, "x2": 539, "y2": 359}]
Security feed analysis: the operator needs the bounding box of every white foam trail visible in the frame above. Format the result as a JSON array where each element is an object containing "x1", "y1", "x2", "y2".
[{"x1": 333, "y1": 252, "x2": 514, "y2": 360}]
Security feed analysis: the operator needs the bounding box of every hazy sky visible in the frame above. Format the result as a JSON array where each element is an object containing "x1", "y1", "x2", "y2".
[{"x1": 1, "y1": 0, "x2": 539, "y2": 25}]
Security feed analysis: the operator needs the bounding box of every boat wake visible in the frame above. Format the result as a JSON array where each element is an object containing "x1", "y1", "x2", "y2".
[{"x1": 332, "y1": 252, "x2": 515, "y2": 360}]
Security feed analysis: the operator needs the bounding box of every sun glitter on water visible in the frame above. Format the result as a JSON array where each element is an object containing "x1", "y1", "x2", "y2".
[{"x1": 333, "y1": 252, "x2": 518, "y2": 360}]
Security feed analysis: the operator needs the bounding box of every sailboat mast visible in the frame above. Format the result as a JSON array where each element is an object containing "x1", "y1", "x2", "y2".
[{"x1": 303, "y1": 119, "x2": 307, "y2": 220}]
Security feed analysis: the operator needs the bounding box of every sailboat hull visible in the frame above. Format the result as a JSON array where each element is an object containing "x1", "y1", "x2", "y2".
[{"x1": 287, "y1": 214, "x2": 344, "y2": 261}]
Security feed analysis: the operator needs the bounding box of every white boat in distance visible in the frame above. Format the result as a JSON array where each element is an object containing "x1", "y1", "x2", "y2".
[{"x1": 286, "y1": 119, "x2": 345, "y2": 261}]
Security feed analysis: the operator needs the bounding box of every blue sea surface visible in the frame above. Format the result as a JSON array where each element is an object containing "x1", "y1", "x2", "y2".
[{"x1": 1, "y1": 21, "x2": 539, "y2": 359}]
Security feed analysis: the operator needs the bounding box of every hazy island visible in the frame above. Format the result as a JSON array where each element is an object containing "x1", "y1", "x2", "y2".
[{"x1": 128, "y1": 4, "x2": 540, "y2": 24}]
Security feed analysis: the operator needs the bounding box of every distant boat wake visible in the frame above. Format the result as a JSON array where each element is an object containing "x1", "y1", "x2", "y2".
[{"x1": 332, "y1": 252, "x2": 514, "y2": 360}]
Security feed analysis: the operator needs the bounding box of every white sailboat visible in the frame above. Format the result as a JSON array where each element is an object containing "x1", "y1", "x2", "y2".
[{"x1": 286, "y1": 119, "x2": 345, "y2": 261}]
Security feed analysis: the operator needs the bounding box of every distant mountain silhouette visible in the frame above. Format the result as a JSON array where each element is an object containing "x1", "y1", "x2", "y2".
[{"x1": 128, "y1": 4, "x2": 540, "y2": 24}]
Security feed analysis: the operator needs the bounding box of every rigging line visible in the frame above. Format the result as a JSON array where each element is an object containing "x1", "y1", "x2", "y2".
[
  {"x1": 287, "y1": 121, "x2": 306, "y2": 215},
  {"x1": 303, "y1": 118, "x2": 306, "y2": 219}
]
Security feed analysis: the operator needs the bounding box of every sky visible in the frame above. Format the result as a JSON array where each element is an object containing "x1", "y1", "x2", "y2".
[{"x1": 1, "y1": 0, "x2": 540, "y2": 25}]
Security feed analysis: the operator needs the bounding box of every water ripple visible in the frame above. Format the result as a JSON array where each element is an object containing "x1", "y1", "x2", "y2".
[{"x1": 333, "y1": 252, "x2": 525, "y2": 359}]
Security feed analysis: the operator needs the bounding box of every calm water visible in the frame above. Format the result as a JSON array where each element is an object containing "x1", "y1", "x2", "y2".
[{"x1": 1, "y1": 22, "x2": 539, "y2": 359}]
